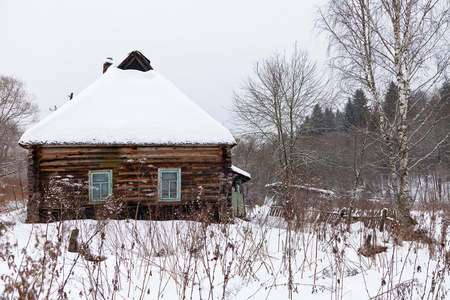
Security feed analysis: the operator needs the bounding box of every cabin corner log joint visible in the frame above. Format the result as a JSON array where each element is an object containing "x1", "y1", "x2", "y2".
[{"x1": 19, "y1": 50, "x2": 250, "y2": 222}]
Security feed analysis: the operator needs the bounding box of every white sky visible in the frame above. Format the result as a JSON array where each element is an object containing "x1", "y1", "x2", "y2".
[{"x1": 0, "y1": 0, "x2": 327, "y2": 130}]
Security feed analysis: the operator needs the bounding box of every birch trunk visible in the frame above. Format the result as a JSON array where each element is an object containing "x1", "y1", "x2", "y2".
[{"x1": 392, "y1": 0, "x2": 413, "y2": 228}]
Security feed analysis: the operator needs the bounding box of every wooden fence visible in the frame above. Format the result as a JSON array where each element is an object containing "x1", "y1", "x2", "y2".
[{"x1": 269, "y1": 205, "x2": 394, "y2": 231}]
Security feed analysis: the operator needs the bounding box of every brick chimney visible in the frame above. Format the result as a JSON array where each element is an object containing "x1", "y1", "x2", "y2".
[{"x1": 103, "y1": 57, "x2": 113, "y2": 73}]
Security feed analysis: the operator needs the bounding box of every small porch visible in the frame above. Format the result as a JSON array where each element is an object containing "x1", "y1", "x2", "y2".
[{"x1": 231, "y1": 165, "x2": 251, "y2": 218}]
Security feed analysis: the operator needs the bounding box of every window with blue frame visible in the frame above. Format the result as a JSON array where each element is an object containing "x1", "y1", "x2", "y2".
[
  {"x1": 89, "y1": 170, "x2": 112, "y2": 202},
  {"x1": 158, "y1": 168, "x2": 181, "y2": 201}
]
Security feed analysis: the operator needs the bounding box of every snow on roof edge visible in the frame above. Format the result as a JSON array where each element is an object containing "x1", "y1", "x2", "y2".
[
  {"x1": 231, "y1": 165, "x2": 251, "y2": 179},
  {"x1": 19, "y1": 140, "x2": 236, "y2": 147}
]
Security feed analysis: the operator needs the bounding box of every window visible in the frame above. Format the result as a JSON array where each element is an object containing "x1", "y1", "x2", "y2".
[
  {"x1": 158, "y1": 168, "x2": 181, "y2": 201},
  {"x1": 89, "y1": 170, "x2": 112, "y2": 202}
]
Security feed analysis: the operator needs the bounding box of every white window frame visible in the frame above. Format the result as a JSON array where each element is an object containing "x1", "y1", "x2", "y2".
[
  {"x1": 89, "y1": 170, "x2": 113, "y2": 202},
  {"x1": 158, "y1": 168, "x2": 181, "y2": 202}
]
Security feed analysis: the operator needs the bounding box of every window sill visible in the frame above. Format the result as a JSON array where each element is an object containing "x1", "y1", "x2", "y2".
[
  {"x1": 87, "y1": 200, "x2": 107, "y2": 205},
  {"x1": 158, "y1": 199, "x2": 181, "y2": 202}
]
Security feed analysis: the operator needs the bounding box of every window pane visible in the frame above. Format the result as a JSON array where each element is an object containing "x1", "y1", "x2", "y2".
[
  {"x1": 162, "y1": 172, "x2": 177, "y2": 180},
  {"x1": 92, "y1": 183, "x2": 100, "y2": 200},
  {"x1": 161, "y1": 180, "x2": 169, "y2": 199},
  {"x1": 162, "y1": 181, "x2": 170, "y2": 192},
  {"x1": 93, "y1": 183, "x2": 100, "y2": 194},
  {"x1": 101, "y1": 182, "x2": 109, "y2": 196},
  {"x1": 93, "y1": 173, "x2": 108, "y2": 182},
  {"x1": 169, "y1": 182, "x2": 177, "y2": 194}
]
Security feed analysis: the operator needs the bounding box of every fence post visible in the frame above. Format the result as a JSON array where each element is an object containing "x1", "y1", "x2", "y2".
[
  {"x1": 379, "y1": 208, "x2": 388, "y2": 232},
  {"x1": 68, "y1": 228, "x2": 79, "y2": 252},
  {"x1": 346, "y1": 206, "x2": 353, "y2": 232}
]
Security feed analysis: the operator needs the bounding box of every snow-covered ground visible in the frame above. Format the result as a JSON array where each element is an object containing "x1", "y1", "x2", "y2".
[{"x1": 0, "y1": 205, "x2": 448, "y2": 299}]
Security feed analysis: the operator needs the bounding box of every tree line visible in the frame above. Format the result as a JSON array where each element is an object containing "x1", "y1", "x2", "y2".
[{"x1": 302, "y1": 81, "x2": 450, "y2": 135}]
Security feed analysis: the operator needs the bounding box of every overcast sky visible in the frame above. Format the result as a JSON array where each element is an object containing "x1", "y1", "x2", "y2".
[{"x1": 0, "y1": 0, "x2": 327, "y2": 130}]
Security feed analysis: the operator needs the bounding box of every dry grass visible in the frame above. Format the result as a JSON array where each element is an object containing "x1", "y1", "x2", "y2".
[{"x1": 0, "y1": 175, "x2": 449, "y2": 299}]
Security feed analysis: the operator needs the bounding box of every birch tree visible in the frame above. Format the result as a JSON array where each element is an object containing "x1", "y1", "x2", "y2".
[{"x1": 318, "y1": 0, "x2": 449, "y2": 229}]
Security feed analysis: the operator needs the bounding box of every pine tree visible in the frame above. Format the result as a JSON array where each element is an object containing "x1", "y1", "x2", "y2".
[
  {"x1": 344, "y1": 89, "x2": 371, "y2": 128},
  {"x1": 344, "y1": 98, "x2": 355, "y2": 128},
  {"x1": 440, "y1": 81, "x2": 450, "y2": 103},
  {"x1": 352, "y1": 89, "x2": 370, "y2": 127},
  {"x1": 383, "y1": 81, "x2": 398, "y2": 121},
  {"x1": 309, "y1": 103, "x2": 325, "y2": 135},
  {"x1": 324, "y1": 107, "x2": 336, "y2": 132},
  {"x1": 335, "y1": 109, "x2": 345, "y2": 130}
]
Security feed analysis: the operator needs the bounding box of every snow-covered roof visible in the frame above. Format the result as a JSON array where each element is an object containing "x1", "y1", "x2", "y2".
[
  {"x1": 231, "y1": 165, "x2": 251, "y2": 180},
  {"x1": 19, "y1": 65, "x2": 235, "y2": 146}
]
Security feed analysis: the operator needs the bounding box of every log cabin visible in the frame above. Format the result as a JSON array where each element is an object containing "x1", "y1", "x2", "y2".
[{"x1": 19, "y1": 50, "x2": 250, "y2": 222}]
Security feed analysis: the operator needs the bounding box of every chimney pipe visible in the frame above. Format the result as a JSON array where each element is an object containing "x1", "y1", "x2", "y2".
[{"x1": 103, "y1": 57, "x2": 113, "y2": 73}]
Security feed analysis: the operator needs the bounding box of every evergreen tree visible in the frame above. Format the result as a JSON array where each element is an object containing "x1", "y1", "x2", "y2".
[
  {"x1": 344, "y1": 98, "x2": 355, "y2": 128},
  {"x1": 440, "y1": 81, "x2": 450, "y2": 103},
  {"x1": 309, "y1": 103, "x2": 325, "y2": 135},
  {"x1": 344, "y1": 89, "x2": 370, "y2": 128},
  {"x1": 300, "y1": 115, "x2": 311, "y2": 134},
  {"x1": 369, "y1": 104, "x2": 380, "y2": 132},
  {"x1": 335, "y1": 109, "x2": 345, "y2": 130},
  {"x1": 352, "y1": 88, "x2": 370, "y2": 127},
  {"x1": 383, "y1": 81, "x2": 398, "y2": 121},
  {"x1": 324, "y1": 107, "x2": 336, "y2": 132}
]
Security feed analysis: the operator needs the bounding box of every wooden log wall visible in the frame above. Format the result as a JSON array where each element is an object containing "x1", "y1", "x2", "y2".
[{"x1": 27, "y1": 144, "x2": 233, "y2": 213}]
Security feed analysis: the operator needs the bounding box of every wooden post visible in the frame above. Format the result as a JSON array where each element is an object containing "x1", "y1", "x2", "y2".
[
  {"x1": 346, "y1": 206, "x2": 352, "y2": 232},
  {"x1": 68, "y1": 228, "x2": 79, "y2": 252},
  {"x1": 379, "y1": 208, "x2": 388, "y2": 232},
  {"x1": 441, "y1": 218, "x2": 449, "y2": 249},
  {"x1": 364, "y1": 234, "x2": 372, "y2": 249}
]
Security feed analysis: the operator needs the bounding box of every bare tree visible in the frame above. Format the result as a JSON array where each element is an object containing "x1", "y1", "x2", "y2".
[
  {"x1": 0, "y1": 75, "x2": 39, "y2": 177},
  {"x1": 232, "y1": 45, "x2": 329, "y2": 298},
  {"x1": 232, "y1": 44, "x2": 329, "y2": 180},
  {"x1": 318, "y1": 0, "x2": 450, "y2": 230}
]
